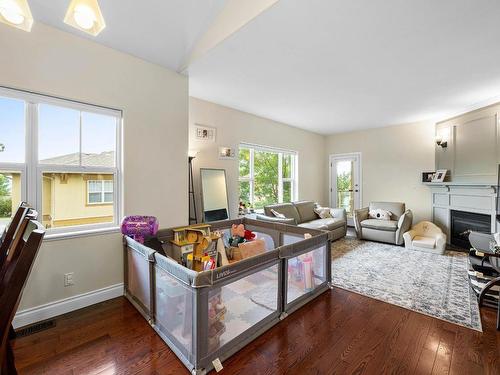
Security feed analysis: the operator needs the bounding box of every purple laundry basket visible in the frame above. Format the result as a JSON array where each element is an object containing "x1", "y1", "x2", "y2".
[{"x1": 121, "y1": 216, "x2": 158, "y2": 244}]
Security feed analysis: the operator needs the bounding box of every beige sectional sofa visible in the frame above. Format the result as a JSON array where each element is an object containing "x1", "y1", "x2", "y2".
[{"x1": 255, "y1": 200, "x2": 347, "y2": 241}]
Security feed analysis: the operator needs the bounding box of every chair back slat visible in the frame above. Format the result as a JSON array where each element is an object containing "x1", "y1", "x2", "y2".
[
  {"x1": 0, "y1": 223, "x2": 45, "y2": 373},
  {"x1": 0, "y1": 203, "x2": 30, "y2": 271}
]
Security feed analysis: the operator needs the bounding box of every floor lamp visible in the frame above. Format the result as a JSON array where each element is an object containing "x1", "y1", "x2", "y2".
[{"x1": 188, "y1": 151, "x2": 198, "y2": 224}]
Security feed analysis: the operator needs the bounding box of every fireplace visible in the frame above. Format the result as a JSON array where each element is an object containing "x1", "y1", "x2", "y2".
[{"x1": 450, "y1": 210, "x2": 491, "y2": 249}]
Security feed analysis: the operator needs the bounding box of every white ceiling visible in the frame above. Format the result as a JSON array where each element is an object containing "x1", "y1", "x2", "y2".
[
  {"x1": 27, "y1": 0, "x2": 500, "y2": 134},
  {"x1": 28, "y1": 0, "x2": 227, "y2": 72},
  {"x1": 188, "y1": 0, "x2": 500, "y2": 134}
]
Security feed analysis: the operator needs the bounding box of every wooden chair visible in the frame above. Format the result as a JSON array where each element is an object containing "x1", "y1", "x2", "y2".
[
  {"x1": 0, "y1": 203, "x2": 30, "y2": 272},
  {"x1": 0, "y1": 208, "x2": 38, "y2": 284},
  {"x1": 0, "y1": 220, "x2": 45, "y2": 375}
]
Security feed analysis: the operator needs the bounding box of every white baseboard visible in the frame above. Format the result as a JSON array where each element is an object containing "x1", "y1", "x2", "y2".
[{"x1": 13, "y1": 283, "x2": 124, "y2": 329}]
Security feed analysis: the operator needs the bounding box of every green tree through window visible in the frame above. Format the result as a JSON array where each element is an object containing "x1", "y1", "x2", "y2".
[{"x1": 238, "y1": 145, "x2": 297, "y2": 209}]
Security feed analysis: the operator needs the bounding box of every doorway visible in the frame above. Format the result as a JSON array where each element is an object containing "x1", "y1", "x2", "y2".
[{"x1": 329, "y1": 153, "x2": 362, "y2": 226}]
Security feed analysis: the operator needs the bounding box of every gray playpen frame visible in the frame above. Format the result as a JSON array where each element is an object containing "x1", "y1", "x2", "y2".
[{"x1": 123, "y1": 218, "x2": 333, "y2": 375}]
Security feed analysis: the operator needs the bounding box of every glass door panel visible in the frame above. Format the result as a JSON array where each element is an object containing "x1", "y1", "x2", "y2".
[
  {"x1": 330, "y1": 154, "x2": 360, "y2": 225},
  {"x1": 335, "y1": 160, "x2": 354, "y2": 217}
]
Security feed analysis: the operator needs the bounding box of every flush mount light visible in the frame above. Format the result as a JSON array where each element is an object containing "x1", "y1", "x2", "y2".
[
  {"x1": 64, "y1": 0, "x2": 105, "y2": 36},
  {"x1": 0, "y1": 0, "x2": 33, "y2": 32}
]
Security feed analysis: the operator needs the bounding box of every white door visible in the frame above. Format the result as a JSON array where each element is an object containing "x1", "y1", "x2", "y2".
[{"x1": 330, "y1": 153, "x2": 361, "y2": 226}]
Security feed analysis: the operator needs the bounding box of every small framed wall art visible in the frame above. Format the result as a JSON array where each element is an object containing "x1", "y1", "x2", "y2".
[
  {"x1": 422, "y1": 171, "x2": 435, "y2": 182},
  {"x1": 218, "y1": 146, "x2": 236, "y2": 160},
  {"x1": 194, "y1": 124, "x2": 216, "y2": 142},
  {"x1": 431, "y1": 169, "x2": 448, "y2": 183}
]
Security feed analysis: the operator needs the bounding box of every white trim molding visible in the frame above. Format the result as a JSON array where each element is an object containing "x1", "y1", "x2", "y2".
[{"x1": 13, "y1": 283, "x2": 124, "y2": 329}]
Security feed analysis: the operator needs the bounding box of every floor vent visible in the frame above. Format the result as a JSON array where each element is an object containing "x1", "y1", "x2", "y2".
[{"x1": 15, "y1": 320, "x2": 56, "y2": 338}]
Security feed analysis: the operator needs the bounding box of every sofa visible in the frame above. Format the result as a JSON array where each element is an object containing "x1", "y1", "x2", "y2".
[
  {"x1": 403, "y1": 221, "x2": 446, "y2": 254},
  {"x1": 255, "y1": 201, "x2": 347, "y2": 241},
  {"x1": 354, "y1": 202, "x2": 412, "y2": 245}
]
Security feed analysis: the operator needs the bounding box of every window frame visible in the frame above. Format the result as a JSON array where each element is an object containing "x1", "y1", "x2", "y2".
[
  {"x1": 238, "y1": 143, "x2": 298, "y2": 207},
  {"x1": 0, "y1": 86, "x2": 123, "y2": 239}
]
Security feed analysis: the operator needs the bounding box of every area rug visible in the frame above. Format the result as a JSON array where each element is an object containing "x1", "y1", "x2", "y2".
[{"x1": 331, "y1": 237, "x2": 482, "y2": 331}]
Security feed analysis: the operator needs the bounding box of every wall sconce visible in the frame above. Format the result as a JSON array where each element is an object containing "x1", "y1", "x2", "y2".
[
  {"x1": 435, "y1": 135, "x2": 447, "y2": 148},
  {"x1": 188, "y1": 149, "x2": 198, "y2": 162},
  {"x1": 0, "y1": 0, "x2": 34, "y2": 32}
]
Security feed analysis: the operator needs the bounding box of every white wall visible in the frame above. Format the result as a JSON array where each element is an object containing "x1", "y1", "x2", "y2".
[
  {"x1": 325, "y1": 121, "x2": 435, "y2": 223},
  {"x1": 0, "y1": 23, "x2": 188, "y2": 312},
  {"x1": 189, "y1": 97, "x2": 326, "y2": 219}
]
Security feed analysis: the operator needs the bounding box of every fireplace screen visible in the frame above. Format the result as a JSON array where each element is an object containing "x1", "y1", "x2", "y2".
[{"x1": 450, "y1": 210, "x2": 491, "y2": 249}]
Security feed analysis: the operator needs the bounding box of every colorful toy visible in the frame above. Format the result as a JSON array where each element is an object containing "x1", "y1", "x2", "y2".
[
  {"x1": 229, "y1": 224, "x2": 256, "y2": 247},
  {"x1": 170, "y1": 224, "x2": 221, "y2": 271},
  {"x1": 231, "y1": 224, "x2": 245, "y2": 237},
  {"x1": 121, "y1": 216, "x2": 158, "y2": 244},
  {"x1": 244, "y1": 230, "x2": 255, "y2": 241}
]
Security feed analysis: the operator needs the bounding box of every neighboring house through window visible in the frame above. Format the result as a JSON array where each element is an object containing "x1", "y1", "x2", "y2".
[
  {"x1": 0, "y1": 87, "x2": 122, "y2": 235},
  {"x1": 238, "y1": 143, "x2": 298, "y2": 209}
]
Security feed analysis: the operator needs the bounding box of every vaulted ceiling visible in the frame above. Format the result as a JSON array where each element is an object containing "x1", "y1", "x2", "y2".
[{"x1": 28, "y1": 0, "x2": 500, "y2": 134}]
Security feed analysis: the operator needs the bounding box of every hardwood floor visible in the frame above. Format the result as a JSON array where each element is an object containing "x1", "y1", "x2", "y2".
[{"x1": 12, "y1": 289, "x2": 499, "y2": 375}]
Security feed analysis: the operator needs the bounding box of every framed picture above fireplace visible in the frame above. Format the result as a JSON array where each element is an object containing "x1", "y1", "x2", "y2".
[{"x1": 432, "y1": 169, "x2": 448, "y2": 182}]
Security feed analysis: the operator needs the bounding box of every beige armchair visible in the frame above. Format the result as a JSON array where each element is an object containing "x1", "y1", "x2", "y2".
[
  {"x1": 403, "y1": 221, "x2": 446, "y2": 254},
  {"x1": 354, "y1": 202, "x2": 412, "y2": 245}
]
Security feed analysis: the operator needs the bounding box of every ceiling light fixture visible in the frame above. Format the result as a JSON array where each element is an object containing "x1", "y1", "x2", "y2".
[
  {"x1": 64, "y1": 0, "x2": 105, "y2": 36},
  {"x1": 0, "y1": 0, "x2": 33, "y2": 32}
]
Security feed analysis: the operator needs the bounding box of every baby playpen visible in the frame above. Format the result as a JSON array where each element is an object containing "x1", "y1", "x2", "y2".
[{"x1": 123, "y1": 218, "x2": 333, "y2": 374}]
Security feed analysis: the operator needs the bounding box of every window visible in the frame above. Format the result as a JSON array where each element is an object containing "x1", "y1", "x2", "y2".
[
  {"x1": 87, "y1": 180, "x2": 114, "y2": 204},
  {"x1": 238, "y1": 144, "x2": 298, "y2": 209},
  {"x1": 0, "y1": 87, "x2": 122, "y2": 235}
]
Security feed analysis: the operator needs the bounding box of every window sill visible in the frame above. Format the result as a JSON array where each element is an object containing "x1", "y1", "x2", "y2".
[{"x1": 44, "y1": 226, "x2": 121, "y2": 242}]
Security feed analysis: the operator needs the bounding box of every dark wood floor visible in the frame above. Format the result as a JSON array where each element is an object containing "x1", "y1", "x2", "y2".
[{"x1": 12, "y1": 289, "x2": 499, "y2": 375}]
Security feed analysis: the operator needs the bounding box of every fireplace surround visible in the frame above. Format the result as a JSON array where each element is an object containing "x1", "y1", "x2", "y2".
[{"x1": 426, "y1": 182, "x2": 498, "y2": 246}]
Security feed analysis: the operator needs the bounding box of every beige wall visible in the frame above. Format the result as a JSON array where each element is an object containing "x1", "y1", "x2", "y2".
[
  {"x1": 189, "y1": 97, "x2": 327, "y2": 219},
  {"x1": 325, "y1": 121, "x2": 435, "y2": 223},
  {"x1": 0, "y1": 23, "x2": 188, "y2": 310}
]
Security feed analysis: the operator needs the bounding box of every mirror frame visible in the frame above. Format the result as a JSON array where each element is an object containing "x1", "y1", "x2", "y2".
[{"x1": 199, "y1": 168, "x2": 230, "y2": 222}]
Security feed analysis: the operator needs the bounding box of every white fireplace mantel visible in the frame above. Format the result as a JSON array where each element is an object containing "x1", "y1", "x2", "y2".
[{"x1": 425, "y1": 182, "x2": 498, "y2": 242}]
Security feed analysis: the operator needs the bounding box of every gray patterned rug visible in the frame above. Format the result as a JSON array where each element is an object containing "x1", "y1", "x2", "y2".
[{"x1": 331, "y1": 237, "x2": 482, "y2": 331}]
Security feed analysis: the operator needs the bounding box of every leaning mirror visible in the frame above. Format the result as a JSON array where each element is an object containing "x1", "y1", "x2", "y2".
[{"x1": 200, "y1": 168, "x2": 229, "y2": 222}]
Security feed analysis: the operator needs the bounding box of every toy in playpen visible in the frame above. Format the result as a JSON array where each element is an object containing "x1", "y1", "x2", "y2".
[
  {"x1": 287, "y1": 234, "x2": 315, "y2": 292},
  {"x1": 170, "y1": 224, "x2": 222, "y2": 271},
  {"x1": 121, "y1": 216, "x2": 159, "y2": 244}
]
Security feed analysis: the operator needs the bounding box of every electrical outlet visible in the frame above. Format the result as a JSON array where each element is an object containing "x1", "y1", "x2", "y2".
[{"x1": 64, "y1": 272, "x2": 74, "y2": 287}]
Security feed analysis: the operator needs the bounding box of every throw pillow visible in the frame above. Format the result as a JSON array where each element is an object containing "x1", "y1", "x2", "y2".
[
  {"x1": 369, "y1": 209, "x2": 392, "y2": 221},
  {"x1": 270, "y1": 209, "x2": 286, "y2": 219},
  {"x1": 314, "y1": 206, "x2": 332, "y2": 219}
]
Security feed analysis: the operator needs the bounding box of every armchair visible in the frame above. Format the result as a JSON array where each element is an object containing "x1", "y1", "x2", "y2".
[
  {"x1": 354, "y1": 202, "x2": 412, "y2": 245},
  {"x1": 403, "y1": 221, "x2": 446, "y2": 254}
]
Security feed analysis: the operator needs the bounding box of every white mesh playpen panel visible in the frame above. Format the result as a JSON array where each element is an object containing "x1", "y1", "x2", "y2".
[
  {"x1": 205, "y1": 263, "x2": 280, "y2": 357},
  {"x1": 154, "y1": 265, "x2": 194, "y2": 354},
  {"x1": 127, "y1": 248, "x2": 151, "y2": 310},
  {"x1": 286, "y1": 244, "x2": 327, "y2": 304}
]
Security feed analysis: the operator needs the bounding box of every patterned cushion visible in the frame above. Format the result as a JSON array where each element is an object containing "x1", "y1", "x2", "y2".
[
  {"x1": 270, "y1": 209, "x2": 286, "y2": 219},
  {"x1": 368, "y1": 209, "x2": 392, "y2": 221},
  {"x1": 314, "y1": 206, "x2": 332, "y2": 219},
  {"x1": 369, "y1": 202, "x2": 405, "y2": 220},
  {"x1": 264, "y1": 203, "x2": 300, "y2": 223}
]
